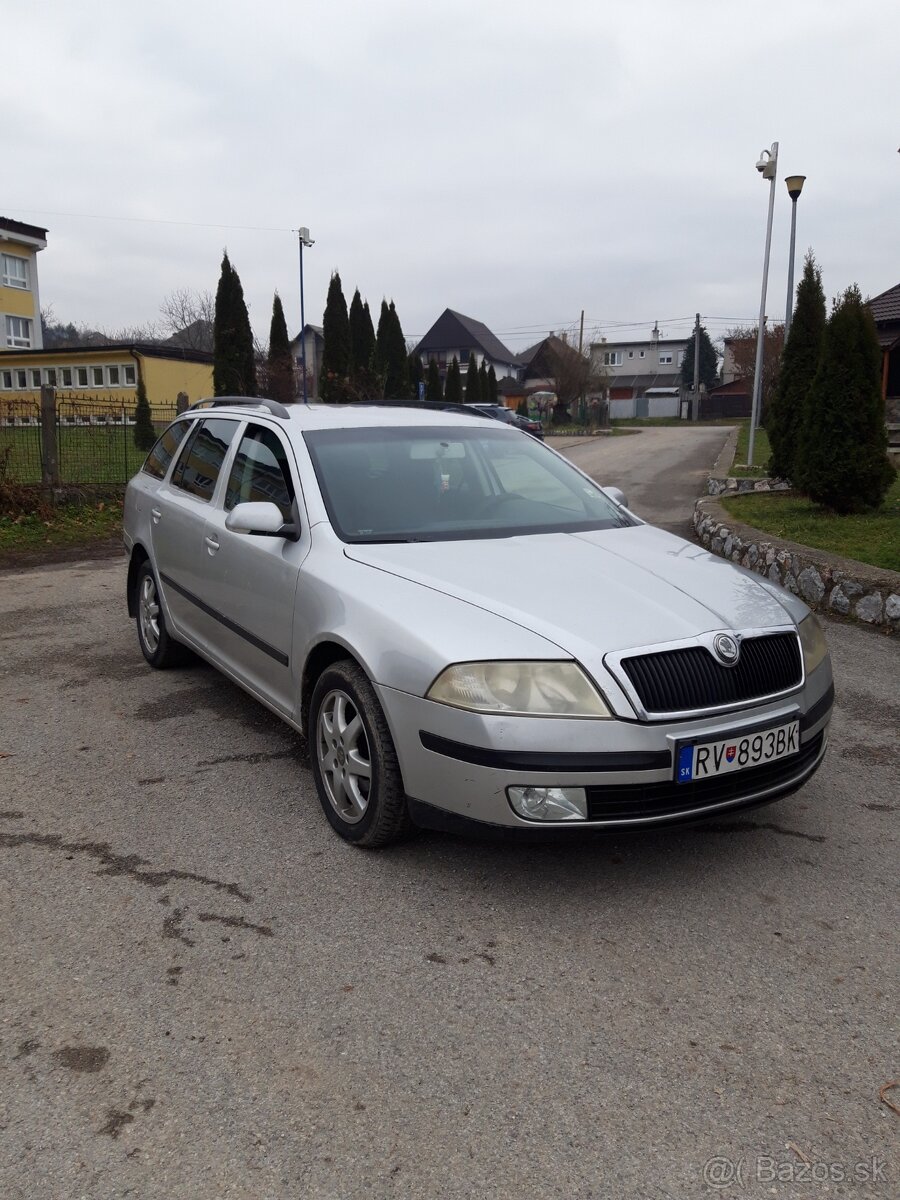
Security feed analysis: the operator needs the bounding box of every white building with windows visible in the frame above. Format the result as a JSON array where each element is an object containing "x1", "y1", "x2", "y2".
[
  {"x1": 589, "y1": 324, "x2": 691, "y2": 418},
  {"x1": 1, "y1": 216, "x2": 47, "y2": 352}
]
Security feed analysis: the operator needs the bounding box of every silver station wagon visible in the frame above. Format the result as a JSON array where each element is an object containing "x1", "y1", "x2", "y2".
[{"x1": 124, "y1": 399, "x2": 833, "y2": 846}]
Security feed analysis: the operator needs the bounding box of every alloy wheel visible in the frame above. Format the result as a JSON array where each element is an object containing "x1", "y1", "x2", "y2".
[{"x1": 316, "y1": 689, "x2": 373, "y2": 824}]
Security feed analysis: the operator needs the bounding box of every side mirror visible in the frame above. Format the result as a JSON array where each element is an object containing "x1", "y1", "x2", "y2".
[
  {"x1": 604, "y1": 486, "x2": 628, "y2": 509},
  {"x1": 225, "y1": 501, "x2": 299, "y2": 540}
]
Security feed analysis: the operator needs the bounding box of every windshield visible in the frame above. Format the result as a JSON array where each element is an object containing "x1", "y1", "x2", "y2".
[{"x1": 303, "y1": 425, "x2": 634, "y2": 543}]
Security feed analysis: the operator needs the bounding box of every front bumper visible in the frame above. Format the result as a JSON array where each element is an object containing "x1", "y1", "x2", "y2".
[{"x1": 376, "y1": 667, "x2": 833, "y2": 831}]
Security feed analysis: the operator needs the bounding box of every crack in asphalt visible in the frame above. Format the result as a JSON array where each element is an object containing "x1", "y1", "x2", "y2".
[
  {"x1": 701, "y1": 820, "x2": 826, "y2": 844},
  {"x1": 198, "y1": 912, "x2": 274, "y2": 938},
  {"x1": 0, "y1": 830, "x2": 252, "y2": 902}
]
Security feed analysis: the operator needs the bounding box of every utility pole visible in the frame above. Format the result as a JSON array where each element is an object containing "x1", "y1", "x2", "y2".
[
  {"x1": 577, "y1": 309, "x2": 585, "y2": 423},
  {"x1": 692, "y1": 312, "x2": 701, "y2": 421},
  {"x1": 748, "y1": 141, "x2": 779, "y2": 469}
]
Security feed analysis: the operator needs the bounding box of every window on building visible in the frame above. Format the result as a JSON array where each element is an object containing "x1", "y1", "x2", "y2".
[
  {"x1": 2, "y1": 254, "x2": 29, "y2": 289},
  {"x1": 76, "y1": 367, "x2": 89, "y2": 387},
  {"x1": 123, "y1": 364, "x2": 137, "y2": 386},
  {"x1": 639, "y1": 350, "x2": 645, "y2": 358},
  {"x1": 44, "y1": 368, "x2": 57, "y2": 386},
  {"x1": 30, "y1": 369, "x2": 41, "y2": 388},
  {"x1": 628, "y1": 350, "x2": 634, "y2": 358},
  {"x1": 107, "y1": 366, "x2": 121, "y2": 386},
  {"x1": 16, "y1": 370, "x2": 27, "y2": 388},
  {"x1": 60, "y1": 367, "x2": 73, "y2": 387},
  {"x1": 91, "y1": 367, "x2": 104, "y2": 386},
  {"x1": 5, "y1": 315, "x2": 32, "y2": 347},
  {"x1": 603, "y1": 351, "x2": 622, "y2": 366},
  {"x1": 1, "y1": 370, "x2": 12, "y2": 389},
  {"x1": 659, "y1": 352, "x2": 673, "y2": 365}
]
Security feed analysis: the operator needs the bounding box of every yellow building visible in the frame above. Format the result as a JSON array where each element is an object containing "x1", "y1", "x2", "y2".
[
  {"x1": 0, "y1": 343, "x2": 214, "y2": 418},
  {"x1": 1, "y1": 216, "x2": 47, "y2": 352}
]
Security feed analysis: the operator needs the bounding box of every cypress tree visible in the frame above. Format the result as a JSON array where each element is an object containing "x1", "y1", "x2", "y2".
[
  {"x1": 348, "y1": 290, "x2": 376, "y2": 398},
  {"x1": 479, "y1": 359, "x2": 489, "y2": 403},
  {"x1": 385, "y1": 301, "x2": 409, "y2": 397},
  {"x1": 408, "y1": 350, "x2": 424, "y2": 400},
  {"x1": 133, "y1": 374, "x2": 156, "y2": 451},
  {"x1": 767, "y1": 252, "x2": 825, "y2": 482},
  {"x1": 444, "y1": 356, "x2": 462, "y2": 405},
  {"x1": 213, "y1": 251, "x2": 257, "y2": 396},
  {"x1": 321, "y1": 272, "x2": 351, "y2": 403},
  {"x1": 266, "y1": 293, "x2": 294, "y2": 404},
  {"x1": 374, "y1": 300, "x2": 391, "y2": 397},
  {"x1": 426, "y1": 358, "x2": 443, "y2": 403},
  {"x1": 799, "y1": 285, "x2": 895, "y2": 513},
  {"x1": 465, "y1": 353, "x2": 481, "y2": 404},
  {"x1": 487, "y1": 364, "x2": 498, "y2": 404}
]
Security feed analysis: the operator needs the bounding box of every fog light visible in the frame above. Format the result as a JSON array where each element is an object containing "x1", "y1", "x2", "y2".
[{"x1": 507, "y1": 785, "x2": 587, "y2": 822}]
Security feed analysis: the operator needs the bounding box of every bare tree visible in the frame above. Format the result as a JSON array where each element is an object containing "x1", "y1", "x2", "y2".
[
  {"x1": 725, "y1": 323, "x2": 785, "y2": 420},
  {"x1": 158, "y1": 288, "x2": 215, "y2": 351},
  {"x1": 525, "y1": 329, "x2": 607, "y2": 424}
]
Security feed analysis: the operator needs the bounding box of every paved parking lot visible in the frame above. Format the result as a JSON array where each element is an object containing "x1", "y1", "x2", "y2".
[{"x1": 1, "y1": 432, "x2": 896, "y2": 1198}]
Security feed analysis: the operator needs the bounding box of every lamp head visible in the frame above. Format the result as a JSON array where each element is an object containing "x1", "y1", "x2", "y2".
[{"x1": 785, "y1": 174, "x2": 806, "y2": 201}]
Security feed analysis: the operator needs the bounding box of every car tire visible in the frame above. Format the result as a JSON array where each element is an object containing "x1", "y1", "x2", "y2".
[
  {"x1": 135, "y1": 560, "x2": 189, "y2": 669},
  {"x1": 309, "y1": 660, "x2": 412, "y2": 847}
]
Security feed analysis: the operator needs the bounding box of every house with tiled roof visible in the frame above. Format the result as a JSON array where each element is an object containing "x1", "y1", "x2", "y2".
[
  {"x1": 414, "y1": 309, "x2": 520, "y2": 395},
  {"x1": 867, "y1": 283, "x2": 900, "y2": 421}
]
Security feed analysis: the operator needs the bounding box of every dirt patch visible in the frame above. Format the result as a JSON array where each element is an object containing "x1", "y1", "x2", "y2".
[
  {"x1": 54, "y1": 1046, "x2": 110, "y2": 1073},
  {"x1": 0, "y1": 537, "x2": 125, "y2": 573}
]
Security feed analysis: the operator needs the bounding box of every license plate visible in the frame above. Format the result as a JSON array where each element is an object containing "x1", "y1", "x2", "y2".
[{"x1": 676, "y1": 720, "x2": 799, "y2": 783}]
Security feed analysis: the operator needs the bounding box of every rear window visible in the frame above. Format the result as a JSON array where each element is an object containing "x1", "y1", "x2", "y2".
[
  {"x1": 142, "y1": 420, "x2": 193, "y2": 480},
  {"x1": 170, "y1": 418, "x2": 239, "y2": 502}
]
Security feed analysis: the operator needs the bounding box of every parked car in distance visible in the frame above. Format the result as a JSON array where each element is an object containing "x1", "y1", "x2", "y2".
[
  {"x1": 467, "y1": 402, "x2": 544, "y2": 440},
  {"x1": 124, "y1": 398, "x2": 833, "y2": 847}
]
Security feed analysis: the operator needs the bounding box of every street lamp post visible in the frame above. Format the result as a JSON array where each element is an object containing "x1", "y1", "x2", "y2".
[
  {"x1": 748, "y1": 141, "x2": 778, "y2": 471},
  {"x1": 784, "y1": 175, "x2": 806, "y2": 337},
  {"x1": 297, "y1": 226, "x2": 315, "y2": 404}
]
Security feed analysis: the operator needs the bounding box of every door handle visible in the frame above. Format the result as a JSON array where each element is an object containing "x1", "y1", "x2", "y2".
[
  {"x1": 204, "y1": 535, "x2": 220, "y2": 555},
  {"x1": 151, "y1": 507, "x2": 162, "y2": 523}
]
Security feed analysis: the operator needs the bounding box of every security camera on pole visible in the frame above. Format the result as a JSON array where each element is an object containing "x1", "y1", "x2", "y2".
[
  {"x1": 748, "y1": 142, "x2": 778, "y2": 470},
  {"x1": 296, "y1": 226, "x2": 315, "y2": 404}
]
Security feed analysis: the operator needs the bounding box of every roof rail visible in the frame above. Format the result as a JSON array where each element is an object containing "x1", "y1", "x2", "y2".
[
  {"x1": 189, "y1": 396, "x2": 292, "y2": 420},
  {"x1": 351, "y1": 400, "x2": 495, "y2": 419}
]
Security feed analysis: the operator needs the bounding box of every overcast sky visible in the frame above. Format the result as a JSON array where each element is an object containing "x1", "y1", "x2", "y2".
[{"x1": 3, "y1": 0, "x2": 898, "y2": 353}]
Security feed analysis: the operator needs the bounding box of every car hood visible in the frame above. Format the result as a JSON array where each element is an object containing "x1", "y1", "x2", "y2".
[{"x1": 344, "y1": 524, "x2": 799, "y2": 661}]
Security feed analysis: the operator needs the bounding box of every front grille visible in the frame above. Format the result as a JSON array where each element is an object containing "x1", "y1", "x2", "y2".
[
  {"x1": 621, "y1": 632, "x2": 802, "y2": 714},
  {"x1": 585, "y1": 731, "x2": 824, "y2": 822}
]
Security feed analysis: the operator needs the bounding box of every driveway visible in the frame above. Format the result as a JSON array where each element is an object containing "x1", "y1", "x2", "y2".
[
  {"x1": 0, "y1": 554, "x2": 896, "y2": 1197},
  {"x1": 549, "y1": 425, "x2": 733, "y2": 535}
]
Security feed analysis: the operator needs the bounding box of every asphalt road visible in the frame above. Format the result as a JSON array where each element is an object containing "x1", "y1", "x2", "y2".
[
  {"x1": 549, "y1": 425, "x2": 734, "y2": 535},
  {"x1": 1, "y1": 435, "x2": 896, "y2": 1199}
]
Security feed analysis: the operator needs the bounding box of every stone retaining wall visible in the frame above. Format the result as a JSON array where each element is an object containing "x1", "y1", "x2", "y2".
[
  {"x1": 707, "y1": 474, "x2": 791, "y2": 496},
  {"x1": 693, "y1": 496, "x2": 900, "y2": 633}
]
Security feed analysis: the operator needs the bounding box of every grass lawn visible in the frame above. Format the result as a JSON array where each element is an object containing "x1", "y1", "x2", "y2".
[
  {"x1": 0, "y1": 424, "x2": 152, "y2": 485},
  {"x1": 720, "y1": 477, "x2": 900, "y2": 573},
  {"x1": 0, "y1": 500, "x2": 124, "y2": 555},
  {"x1": 730, "y1": 422, "x2": 771, "y2": 476}
]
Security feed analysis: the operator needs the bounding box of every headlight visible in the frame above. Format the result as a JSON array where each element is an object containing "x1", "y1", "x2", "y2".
[
  {"x1": 426, "y1": 661, "x2": 611, "y2": 718},
  {"x1": 798, "y1": 614, "x2": 828, "y2": 675}
]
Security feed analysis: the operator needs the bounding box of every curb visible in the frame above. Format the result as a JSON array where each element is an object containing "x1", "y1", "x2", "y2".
[{"x1": 693, "y1": 495, "x2": 900, "y2": 633}]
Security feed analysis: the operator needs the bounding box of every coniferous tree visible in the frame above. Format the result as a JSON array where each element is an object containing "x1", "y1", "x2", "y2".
[
  {"x1": 465, "y1": 353, "x2": 481, "y2": 404},
  {"x1": 799, "y1": 285, "x2": 895, "y2": 513},
  {"x1": 375, "y1": 299, "x2": 409, "y2": 398},
  {"x1": 679, "y1": 325, "x2": 719, "y2": 392},
  {"x1": 266, "y1": 293, "x2": 294, "y2": 404},
  {"x1": 444, "y1": 356, "x2": 462, "y2": 405},
  {"x1": 133, "y1": 374, "x2": 156, "y2": 450},
  {"x1": 487, "y1": 364, "x2": 498, "y2": 404},
  {"x1": 479, "y1": 359, "x2": 489, "y2": 402},
  {"x1": 408, "y1": 351, "x2": 424, "y2": 400},
  {"x1": 425, "y1": 358, "x2": 443, "y2": 403},
  {"x1": 213, "y1": 251, "x2": 257, "y2": 396},
  {"x1": 320, "y1": 272, "x2": 351, "y2": 403},
  {"x1": 767, "y1": 252, "x2": 825, "y2": 482},
  {"x1": 348, "y1": 290, "x2": 372, "y2": 377}
]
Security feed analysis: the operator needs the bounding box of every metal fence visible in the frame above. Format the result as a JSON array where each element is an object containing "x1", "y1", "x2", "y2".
[{"x1": 0, "y1": 391, "x2": 178, "y2": 486}]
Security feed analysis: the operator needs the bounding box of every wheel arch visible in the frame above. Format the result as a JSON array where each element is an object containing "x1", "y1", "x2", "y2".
[
  {"x1": 300, "y1": 639, "x2": 368, "y2": 734},
  {"x1": 127, "y1": 544, "x2": 150, "y2": 617}
]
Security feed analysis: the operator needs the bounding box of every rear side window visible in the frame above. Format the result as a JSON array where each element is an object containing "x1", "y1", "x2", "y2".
[
  {"x1": 225, "y1": 424, "x2": 296, "y2": 522},
  {"x1": 142, "y1": 421, "x2": 192, "y2": 480},
  {"x1": 170, "y1": 418, "x2": 239, "y2": 502}
]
